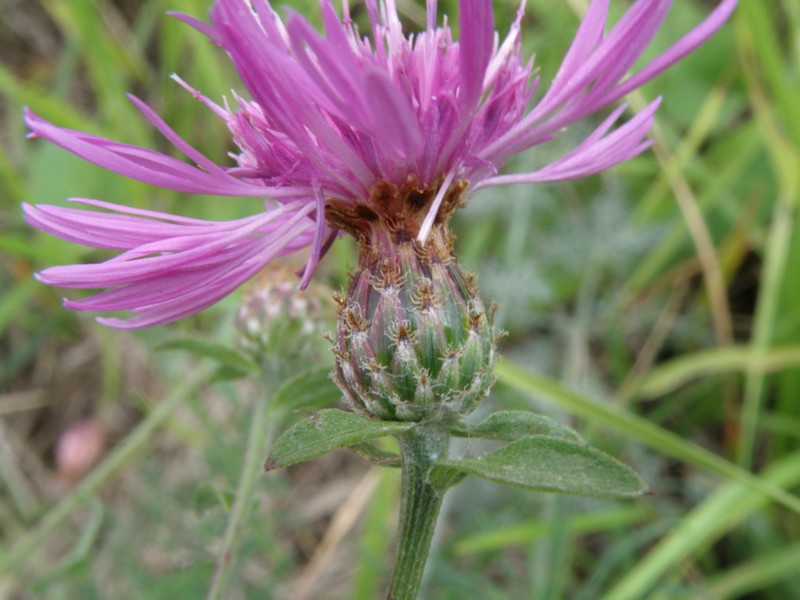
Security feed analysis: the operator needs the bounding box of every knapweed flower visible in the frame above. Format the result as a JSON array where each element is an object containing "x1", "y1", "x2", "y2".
[{"x1": 24, "y1": 0, "x2": 736, "y2": 330}]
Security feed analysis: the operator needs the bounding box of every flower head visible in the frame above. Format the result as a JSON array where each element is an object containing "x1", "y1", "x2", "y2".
[{"x1": 24, "y1": 0, "x2": 736, "y2": 328}]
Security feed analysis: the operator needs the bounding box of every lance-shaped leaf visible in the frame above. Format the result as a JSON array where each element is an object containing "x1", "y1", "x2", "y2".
[
  {"x1": 264, "y1": 409, "x2": 414, "y2": 471},
  {"x1": 270, "y1": 367, "x2": 342, "y2": 412},
  {"x1": 157, "y1": 338, "x2": 259, "y2": 378},
  {"x1": 349, "y1": 442, "x2": 401, "y2": 467},
  {"x1": 430, "y1": 437, "x2": 648, "y2": 498},
  {"x1": 449, "y1": 410, "x2": 584, "y2": 443}
]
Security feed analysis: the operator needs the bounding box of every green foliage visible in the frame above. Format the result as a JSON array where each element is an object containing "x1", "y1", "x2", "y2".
[
  {"x1": 157, "y1": 338, "x2": 261, "y2": 379},
  {"x1": 431, "y1": 437, "x2": 648, "y2": 499},
  {"x1": 454, "y1": 504, "x2": 653, "y2": 555},
  {"x1": 2, "y1": 0, "x2": 800, "y2": 598},
  {"x1": 266, "y1": 404, "x2": 644, "y2": 501},
  {"x1": 449, "y1": 409, "x2": 584, "y2": 442},
  {"x1": 268, "y1": 366, "x2": 343, "y2": 412},
  {"x1": 264, "y1": 409, "x2": 414, "y2": 470}
]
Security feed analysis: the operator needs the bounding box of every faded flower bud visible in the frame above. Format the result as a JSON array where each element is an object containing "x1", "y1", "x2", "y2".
[
  {"x1": 330, "y1": 179, "x2": 499, "y2": 422},
  {"x1": 236, "y1": 268, "x2": 334, "y2": 368},
  {"x1": 55, "y1": 418, "x2": 106, "y2": 485}
]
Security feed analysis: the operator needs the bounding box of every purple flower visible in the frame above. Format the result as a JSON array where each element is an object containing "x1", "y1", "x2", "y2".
[{"x1": 23, "y1": 0, "x2": 736, "y2": 329}]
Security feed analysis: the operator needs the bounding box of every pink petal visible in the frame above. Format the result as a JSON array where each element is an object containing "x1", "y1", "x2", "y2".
[{"x1": 25, "y1": 109, "x2": 275, "y2": 197}]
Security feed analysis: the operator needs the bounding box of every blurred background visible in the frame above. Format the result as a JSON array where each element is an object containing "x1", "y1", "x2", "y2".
[{"x1": 1, "y1": 0, "x2": 799, "y2": 598}]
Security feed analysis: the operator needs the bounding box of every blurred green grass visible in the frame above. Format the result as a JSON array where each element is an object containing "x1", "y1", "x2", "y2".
[{"x1": 1, "y1": 0, "x2": 800, "y2": 598}]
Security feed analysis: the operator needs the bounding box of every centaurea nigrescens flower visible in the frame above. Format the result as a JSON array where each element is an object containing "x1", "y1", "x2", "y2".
[{"x1": 24, "y1": 0, "x2": 736, "y2": 329}]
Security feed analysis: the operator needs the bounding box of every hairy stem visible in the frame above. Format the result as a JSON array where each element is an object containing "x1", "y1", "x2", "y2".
[
  {"x1": 386, "y1": 425, "x2": 449, "y2": 600},
  {"x1": 208, "y1": 373, "x2": 280, "y2": 600}
]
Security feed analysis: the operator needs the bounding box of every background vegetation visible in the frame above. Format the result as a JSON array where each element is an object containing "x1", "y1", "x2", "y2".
[{"x1": 1, "y1": 0, "x2": 799, "y2": 598}]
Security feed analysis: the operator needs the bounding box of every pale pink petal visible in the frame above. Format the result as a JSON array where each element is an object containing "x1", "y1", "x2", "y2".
[{"x1": 477, "y1": 99, "x2": 660, "y2": 187}]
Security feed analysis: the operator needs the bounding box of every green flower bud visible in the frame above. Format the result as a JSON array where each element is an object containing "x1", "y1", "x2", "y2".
[{"x1": 329, "y1": 179, "x2": 499, "y2": 422}]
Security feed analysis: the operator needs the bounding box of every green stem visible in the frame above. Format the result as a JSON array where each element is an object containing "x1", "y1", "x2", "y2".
[
  {"x1": 207, "y1": 375, "x2": 279, "y2": 600},
  {"x1": 387, "y1": 425, "x2": 449, "y2": 600}
]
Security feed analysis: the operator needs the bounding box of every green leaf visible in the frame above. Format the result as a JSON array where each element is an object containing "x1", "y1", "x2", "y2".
[
  {"x1": 157, "y1": 338, "x2": 260, "y2": 377},
  {"x1": 450, "y1": 410, "x2": 584, "y2": 443},
  {"x1": 211, "y1": 365, "x2": 256, "y2": 382},
  {"x1": 192, "y1": 484, "x2": 235, "y2": 517},
  {"x1": 431, "y1": 437, "x2": 648, "y2": 499},
  {"x1": 604, "y1": 450, "x2": 800, "y2": 600},
  {"x1": 0, "y1": 278, "x2": 37, "y2": 337},
  {"x1": 497, "y1": 361, "x2": 800, "y2": 514},
  {"x1": 694, "y1": 543, "x2": 800, "y2": 600},
  {"x1": 349, "y1": 442, "x2": 401, "y2": 467},
  {"x1": 270, "y1": 367, "x2": 342, "y2": 413},
  {"x1": 427, "y1": 463, "x2": 469, "y2": 491},
  {"x1": 637, "y1": 346, "x2": 800, "y2": 399},
  {"x1": 265, "y1": 409, "x2": 414, "y2": 471},
  {"x1": 454, "y1": 505, "x2": 652, "y2": 555}
]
